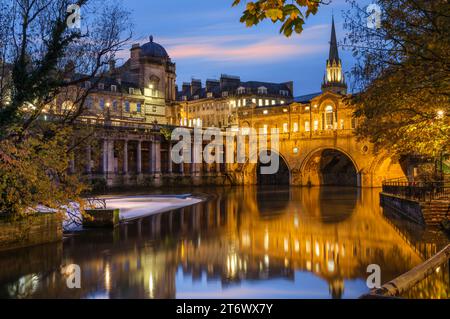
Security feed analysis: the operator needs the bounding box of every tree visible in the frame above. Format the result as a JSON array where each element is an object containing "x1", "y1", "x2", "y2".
[
  {"x1": 232, "y1": 0, "x2": 329, "y2": 37},
  {"x1": 344, "y1": 0, "x2": 450, "y2": 159},
  {"x1": 0, "y1": 0, "x2": 131, "y2": 217}
]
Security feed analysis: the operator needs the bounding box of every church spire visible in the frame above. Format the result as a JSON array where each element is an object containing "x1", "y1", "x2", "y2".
[
  {"x1": 329, "y1": 15, "x2": 340, "y2": 63},
  {"x1": 322, "y1": 16, "x2": 347, "y2": 94}
]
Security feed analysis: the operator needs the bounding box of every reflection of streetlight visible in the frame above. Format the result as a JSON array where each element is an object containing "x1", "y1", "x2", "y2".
[{"x1": 436, "y1": 110, "x2": 444, "y2": 119}]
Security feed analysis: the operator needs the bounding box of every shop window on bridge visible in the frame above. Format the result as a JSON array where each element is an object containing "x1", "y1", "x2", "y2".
[
  {"x1": 305, "y1": 121, "x2": 310, "y2": 132},
  {"x1": 283, "y1": 123, "x2": 288, "y2": 133},
  {"x1": 293, "y1": 122, "x2": 299, "y2": 132}
]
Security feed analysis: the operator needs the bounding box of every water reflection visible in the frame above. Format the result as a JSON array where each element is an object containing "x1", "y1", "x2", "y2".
[{"x1": 0, "y1": 187, "x2": 448, "y2": 299}]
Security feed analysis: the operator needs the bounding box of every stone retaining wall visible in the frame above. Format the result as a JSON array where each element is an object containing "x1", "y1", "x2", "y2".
[
  {"x1": 0, "y1": 213, "x2": 63, "y2": 252},
  {"x1": 380, "y1": 193, "x2": 425, "y2": 225}
]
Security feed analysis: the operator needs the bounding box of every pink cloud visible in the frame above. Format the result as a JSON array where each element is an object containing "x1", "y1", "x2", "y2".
[
  {"x1": 168, "y1": 37, "x2": 325, "y2": 62},
  {"x1": 114, "y1": 25, "x2": 329, "y2": 65}
]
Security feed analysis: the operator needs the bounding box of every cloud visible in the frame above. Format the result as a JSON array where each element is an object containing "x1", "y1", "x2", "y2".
[
  {"x1": 115, "y1": 24, "x2": 329, "y2": 65},
  {"x1": 163, "y1": 25, "x2": 329, "y2": 63}
]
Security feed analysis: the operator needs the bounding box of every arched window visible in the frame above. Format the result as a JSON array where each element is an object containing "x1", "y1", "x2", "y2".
[{"x1": 325, "y1": 105, "x2": 334, "y2": 129}]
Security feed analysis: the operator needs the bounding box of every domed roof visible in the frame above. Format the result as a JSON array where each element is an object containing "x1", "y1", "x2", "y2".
[{"x1": 140, "y1": 36, "x2": 169, "y2": 59}]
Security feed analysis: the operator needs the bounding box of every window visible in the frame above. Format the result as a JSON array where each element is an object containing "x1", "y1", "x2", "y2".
[
  {"x1": 272, "y1": 100, "x2": 276, "y2": 105},
  {"x1": 124, "y1": 101, "x2": 130, "y2": 112},
  {"x1": 293, "y1": 122, "x2": 299, "y2": 132},
  {"x1": 313, "y1": 120, "x2": 319, "y2": 131},
  {"x1": 112, "y1": 100, "x2": 118, "y2": 111},
  {"x1": 152, "y1": 106, "x2": 157, "y2": 113},
  {"x1": 252, "y1": 98, "x2": 256, "y2": 104},
  {"x1": 136, "y1": 102, "x2": 141, "y2": 113},
  {"x1": 258, "y1": 99, "x2": 263, "y2": 107},
  {"x1": 99, "y1": 98, "x2": 105, "y2": 110},
  {"x1": 243, "y1": 99, "x2": 247, "y2": 107},
  {"x1": 280, "y1": 90, "x2": 289, "y2": 96},
  {"x1": 182, "y1": 95, "x2": 187, "y2": 101},
  {"x1": 262, "y1": 125, "x2": 268, "y2": 134},
  {"x1": 237, "y1": 87, "x2": 246, "y2": 94},
  {"x1": 129, "y1": 88, "x2": 135, "y2": 95},
  {"x1": 230, "y1": 100, "x2": 236, "y2": 108},
  {"x1": 283, "y1": 123, "x2": 288, "y2": 133},
  {"x1": 207, "y1": 92, "x2": 213, "y2": 98},
  {"x1": 325, "y1": 105, "x2": 334, "y2": 129},
  {"x1": 222, "y1": 91, "x2": 228, "y2": 97},
  {"x1": 305, "y1": 121, "x2": 310, "y2": 132},
  {"x1": 98, "y1": 83, "x2": 105, "y2": 90},
  {"x1": 111, "y1": 85, "x2": 117, "y2": 92},
  {"x1": 340, "y1": 119, "x2": 345, "y2": 129},
  {"x1": 238, "y1": 100, "x2": 241, "y2": 107},
  {"x1": 258, "y1": 86, "x2": 268, "y2": 94},
  {"x1": 86, "y1": 98, "x2": 93, "y2": 109},
  {"x1": 280, "y1": 100, "x2": 285, "y2": 105}
]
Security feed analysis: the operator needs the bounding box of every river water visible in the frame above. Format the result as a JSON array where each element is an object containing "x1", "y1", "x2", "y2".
[{"x1": 0, "y1": 187, "x2": 448, "y2": 299}]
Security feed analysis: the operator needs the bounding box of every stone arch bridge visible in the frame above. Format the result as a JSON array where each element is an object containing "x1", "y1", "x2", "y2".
[{"x1": 227, "y1": 129, "x2": 405, "y2": 188}]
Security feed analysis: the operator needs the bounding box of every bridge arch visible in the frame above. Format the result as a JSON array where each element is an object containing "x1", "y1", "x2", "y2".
[
  {"x1": 243, "y1": 149, "x2": 292, "y2": 186},
  {"x1": 300, "y1": 147, "x2": 361, "y2": 187}
]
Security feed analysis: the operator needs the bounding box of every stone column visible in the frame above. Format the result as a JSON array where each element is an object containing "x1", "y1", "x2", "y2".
[
  {"x1": 86, "y1": 144, "x2": 92, "y2": 174},
  {"x1": 107, "y1": 139, "x2": 115, "y2": 174},
  {"x1": 123, "y1": 140, "x2": 128, "y2": 174},
  {"x1": 151, "y1": 141, "x2": 161, "y2": 174},
  {"x1": 215, "y1": 149, "x2": 222, "y2": 174},
  {"x1": 167, "y1": 143, "x2": 173, "y2": 174},
  {"x1": 102, "y1": 139, "x2": 108, "y2": 174},
  {"x1": 180, "y1": 158, "x2": 185, "y2": 175},
  {"x1": 137, "y1": 140, "x2": 142, "y2": 174}
]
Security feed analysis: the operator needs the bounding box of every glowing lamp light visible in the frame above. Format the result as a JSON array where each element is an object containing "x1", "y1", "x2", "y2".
[
  {"x1": 293, "y1": 147, "x2": 299, "y2": 154},
  {"x1": 263, "y1": 110, "x2": 269, "y2": 115},
  {"x1": 436, "y1": 110, "x2": 444, "y2": 119}
]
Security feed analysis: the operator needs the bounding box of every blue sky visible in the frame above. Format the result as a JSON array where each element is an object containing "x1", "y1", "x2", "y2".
[{"x1": 122, "y1": 0, "x2": 354, "y2": 96}]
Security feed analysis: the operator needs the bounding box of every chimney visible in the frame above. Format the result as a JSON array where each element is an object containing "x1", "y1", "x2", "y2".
[
  {"x1": 109, "y1": 60, "x2": 116, "y2": 74},
  {"x1": 206, "y1": 79, "x2": 220, "y2": 92},
  {"x1": 182, "y1": 82, "x2": 191, "y2": 97},
  {"x1": 130, "y1": 43, "x2": 141, "y2": 69},
  {"x1": 220, "y1": 74, "x2": 240, "y2": 91},
  {"x1": 191, "y1": 79, "x2": 202, "y2": 96},
  {"x1": 64, "y1": 60, "x2": 76, "y2": 79}
]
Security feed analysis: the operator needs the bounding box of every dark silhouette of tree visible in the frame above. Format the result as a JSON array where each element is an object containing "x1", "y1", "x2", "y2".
[
  {"x1": 344, "y1": 0, "x2": 449, "y2": 158},
  {"x1": 0, "y1": 0, "x2": 131, "y2": 217}
]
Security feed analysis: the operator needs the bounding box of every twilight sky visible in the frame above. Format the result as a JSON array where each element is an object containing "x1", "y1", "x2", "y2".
[{"x1": 122, "y1": 0, "x2": 355, "y2": 96}]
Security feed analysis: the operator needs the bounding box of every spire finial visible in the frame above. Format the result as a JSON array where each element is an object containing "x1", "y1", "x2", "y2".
[
  {"x1": 329, "y1": 16, "x2": 339, "y2": 63},
  {"x1": 150, "y1": 35, "x2": 153, "y2": 42}
]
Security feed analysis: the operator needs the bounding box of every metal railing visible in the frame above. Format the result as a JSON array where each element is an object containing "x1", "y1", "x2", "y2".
[
  {"x1": 382, "y1": 176, "x2": 450, "y2": 202},
  {"x1": 85, "y1": 197, "x2": 107, "y2": 209}
]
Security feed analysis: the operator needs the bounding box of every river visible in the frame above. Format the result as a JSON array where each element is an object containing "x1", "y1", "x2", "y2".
[{"x1": 0, "y1": 187, "x2": 448, "y2": 299}]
